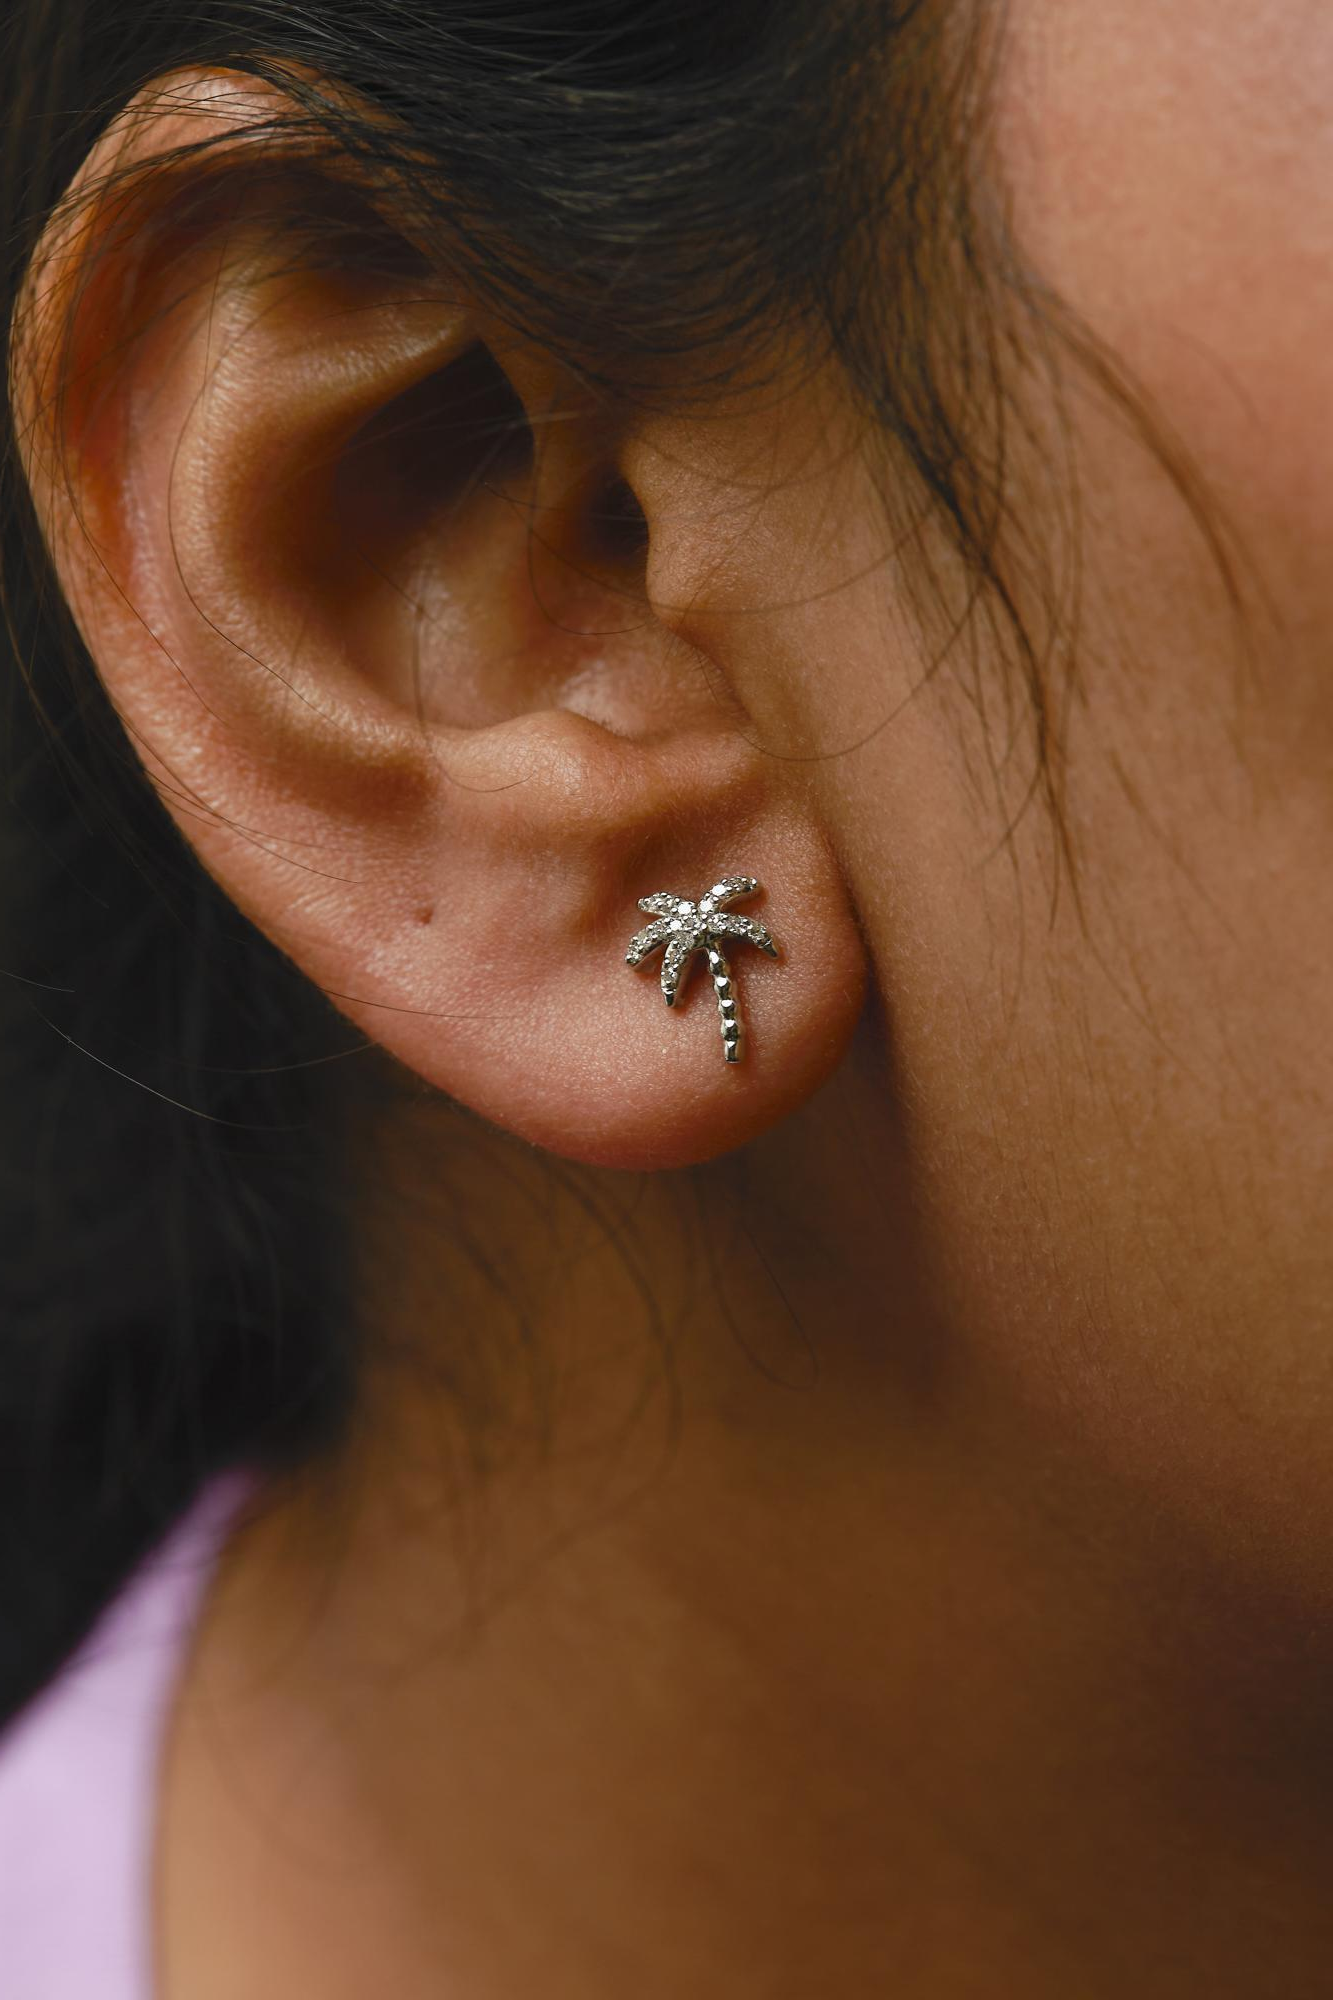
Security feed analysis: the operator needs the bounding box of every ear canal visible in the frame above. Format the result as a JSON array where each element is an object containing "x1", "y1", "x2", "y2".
[{"x1": 336, "y1": 337, "x2": 536, "y2": 575}]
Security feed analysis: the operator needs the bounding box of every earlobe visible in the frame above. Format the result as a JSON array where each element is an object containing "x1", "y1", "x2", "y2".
[{"x1": 13, "y1": 68, "x2": 867, "y2": 1170}]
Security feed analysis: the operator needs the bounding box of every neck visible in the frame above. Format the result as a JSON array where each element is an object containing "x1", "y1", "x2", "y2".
[{"x1": 158, "y1": 1059, "x2": 1333, "y2": 1999}]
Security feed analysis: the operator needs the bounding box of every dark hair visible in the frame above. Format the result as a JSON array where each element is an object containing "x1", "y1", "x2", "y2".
[{"x1": 0, "y1": 0, "x2": 1175, "y2": 1722}]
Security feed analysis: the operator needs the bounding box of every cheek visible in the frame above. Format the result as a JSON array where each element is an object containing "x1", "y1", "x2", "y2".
[
  {"x1": 888, "y1": 7, "x2": 1333, "y2": 1572},
  {"x1": 840, "y1": 646, "x2": 1333, "y2": 1609},
  {"x1": 807, "y1": 0, "x2": 1333, "y2": 1585},
  {"x1": 997, "y1": 0, "x2": 1333, "y2": 738}
]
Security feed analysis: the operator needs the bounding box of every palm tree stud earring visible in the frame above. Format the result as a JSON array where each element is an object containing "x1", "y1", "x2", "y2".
[{"x1": 625, "y1": 875, "x2": 780, "y2": 1064}]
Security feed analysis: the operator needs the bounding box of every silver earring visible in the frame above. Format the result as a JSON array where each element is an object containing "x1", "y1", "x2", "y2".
[{"x1": 625, "y1": 875, "x2": 781, "y2": 1064}]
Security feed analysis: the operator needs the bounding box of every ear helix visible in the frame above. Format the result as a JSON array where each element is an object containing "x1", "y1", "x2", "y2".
[{"x1": 625, "y1": 873, "x2": 780, "y2": 1065}]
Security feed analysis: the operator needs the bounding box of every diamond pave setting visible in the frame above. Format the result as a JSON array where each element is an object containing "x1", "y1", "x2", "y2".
[{"x1": 624, "y1": 876, "x2": 781, "y2": 1064}]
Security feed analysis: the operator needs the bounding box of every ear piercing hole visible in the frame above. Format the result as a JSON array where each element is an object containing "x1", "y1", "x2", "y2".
[{"x1": 585, "y1": 475, "x2": 649, "y2": 575}]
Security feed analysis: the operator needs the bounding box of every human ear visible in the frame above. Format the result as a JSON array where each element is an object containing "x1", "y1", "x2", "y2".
[{"x1": 12, "y1": 70, "x2": 866, "y2": 1170}]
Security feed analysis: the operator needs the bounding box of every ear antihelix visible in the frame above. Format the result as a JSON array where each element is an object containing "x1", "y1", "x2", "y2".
[{"x1": 625, "y1": 873, "x2": 781, "y2": 1064}]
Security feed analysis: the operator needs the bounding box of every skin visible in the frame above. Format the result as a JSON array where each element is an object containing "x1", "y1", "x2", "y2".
[{"x1": 13, "y1": 3, "x2": 1333, "y2": 1993}]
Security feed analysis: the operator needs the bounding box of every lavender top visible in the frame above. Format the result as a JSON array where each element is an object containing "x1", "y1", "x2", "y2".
[{"x1": 0, "y1": 1470, "x2": 259, "y2": 2000}]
